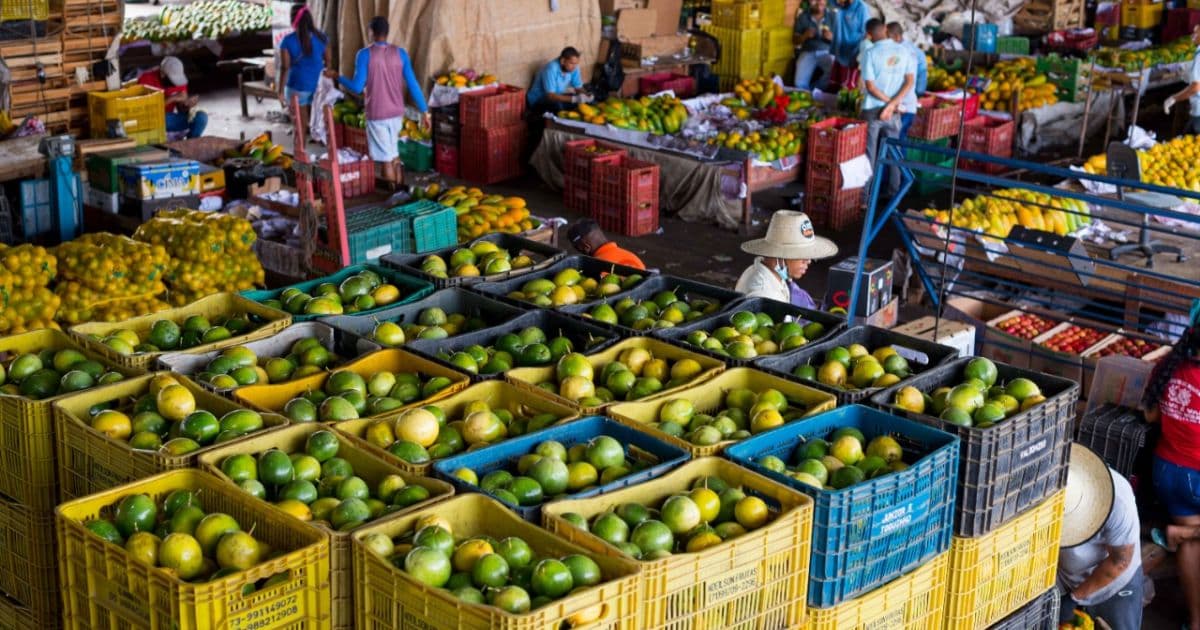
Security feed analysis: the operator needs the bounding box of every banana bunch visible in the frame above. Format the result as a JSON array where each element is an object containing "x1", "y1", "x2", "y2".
[{"x1": 223, "y1": 133, "x2": 291, "y2": 169}]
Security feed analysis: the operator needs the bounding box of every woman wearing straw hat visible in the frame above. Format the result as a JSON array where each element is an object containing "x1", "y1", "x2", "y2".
[
  {"x1": 735, "y1": 211, "x2": 838, "y2": 308},
  {"x1": 1058, "y1": 443, "x2": 1144, "y2": 630}
]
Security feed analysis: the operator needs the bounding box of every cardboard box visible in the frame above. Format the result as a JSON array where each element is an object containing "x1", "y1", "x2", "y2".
[
  {"x1": 1086, "y1": 355, "x2": 1157, "y2": 414},
  {"x1": 1029, "y1": 321, "x2": 1111, "y2": 390},
  {"x1": 85, "y1": 146, "x2": 171, "y2": 194},
  {"x1": 981, "y1": 308, "x2": 1054, "y2": 369},
  {"x1": 620, "y1": 33, "x2": 690, "y2": 60},
  {"x1": 648, "y1": 0, "x2": 683, "y2": 35},
  {"x1": 1080, "y1": 334, "x2": 1171, "y2": 397},
  {"x1": 198, "y1": 164, "x2": 226, "y2": 193},
  {"x1": 119, "y1": 159, "x2": 201, "y2": 200},
  {"x1": 601, "y1": 0, "x2": 644, "y2": 14},
  {"x1": 864, "y1": 297, "x2": 899, "y2": 328},
  {"x1": 617, "y1": 8, "x2": 658, "y2": 39},
  {"x1": 893, "y1": 316, "x2": 976, "y2": 358},
  {"x1": 826, "y1": 257, "x2": 893, "y2": 318},
  {"x1": 248, "y1": 176, "x2": 284, "y2": 198},
  {"x1": 84, "y1": 183, "x2": 120, "y2": 215}
]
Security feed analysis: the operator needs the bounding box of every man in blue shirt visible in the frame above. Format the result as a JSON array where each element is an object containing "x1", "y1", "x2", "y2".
[
  {"x1": 889, "y1": 23, "x2": 926, "y2": 139},
  {"x1": 861, "y1": 29, "x2": 915, "y2": 200},
  {"x1": 830, "y1": 0, "x2": 870, "y2": 89},
  {"x1": 528, "y1": 47, "x2": 591, "y2": 113}
]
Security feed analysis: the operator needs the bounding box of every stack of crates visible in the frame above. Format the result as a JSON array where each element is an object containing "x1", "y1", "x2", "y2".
[
  {"x1": 590, "y1": 155, "x2": 661, "y2": 237},
  {"x1": 433, "y1": 104, "x2": 460, "y2": 177},
  {"x1": 805, "y1": 117, "x2": 867, "y2": 231},
  {"x1": 1036, "y1": 54, "x2": 1092, "y2": 103},
  {"x1": 459, "y1": 85, "x2": 527, "y2": 184},
  {"x1": 702, "y1": 0, "x2": 788, "y2": 88},
  {"x1": 960, "y1": 116, "x2": 1015, "y2": 175},
  {"x1": 1121, "y1": 0, "x2": 1164, "y2": 40},
  {"x1": 562, "y1": 139, "x2": 625, "y2": 213}
]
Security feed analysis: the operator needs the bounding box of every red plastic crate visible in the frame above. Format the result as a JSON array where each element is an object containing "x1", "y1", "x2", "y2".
[
  {"x1": 807, "y1": 117, "x2": 868, "y2": 165},
  {"x1": 318, "y1": 157, "x2": 375, "y2": 199},
  {"x1": 591, "y1": 156, "x2": 660, "y2": 237},
  {"x1": 459, "y1": 84, "x2": 527, "y2": 129},
  {"x1": 564, "y1": 140, "x2": 626, "y2": 212},
  {"x1": 807, "y1": 187, "x2": 864, "y2": 232},
  {"x1": 460, "y1": 122, "x2": 526, "y2": 184},
  {"x1": 336, "y1": 123, "x2": 369, "y2": 155},
  {"x1": 638, "y1": 72, "x2": 697, "y2": 97},
  {"x1": 910, "y1": 95, "x2": 972, "y2": 140},
  {"x1": 959, "y1": 116, "x2": 1014, "y2": 174},
  {"x1": 1164, "y1": 9, "x2": 1200, "y2": 43},
  {"x1": 435, "y1": 142, "x2": 459, "y2": 178},
  {"x1": 1044, "y1": 29, "x2": 1100, "y2": 53},
  {"x1": 805, "y1": 169, "x2": 845, "y2": 197}
]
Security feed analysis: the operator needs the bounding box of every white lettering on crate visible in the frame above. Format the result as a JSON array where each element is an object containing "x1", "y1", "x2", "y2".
[{"x1": 703, "y1": 565, "x2": 761, "y2": 606}]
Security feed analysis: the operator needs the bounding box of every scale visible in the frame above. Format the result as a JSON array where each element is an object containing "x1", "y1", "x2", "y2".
[{"x1": 36, "y1": 134, "x2": 81, "y2": 243}]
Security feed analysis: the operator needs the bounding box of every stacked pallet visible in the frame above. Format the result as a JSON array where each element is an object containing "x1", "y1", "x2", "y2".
[{"x1": 2, "y1": 0, "x2": 119, "y2": 136}]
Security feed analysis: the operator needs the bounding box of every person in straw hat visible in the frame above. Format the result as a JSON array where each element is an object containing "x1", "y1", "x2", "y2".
[
  {"x1": 1058, "y1": 443, "x2": 1144, "y2": 630},
  {"x1": 735, "y1": 211, "x2": 838, "y2": 308}
]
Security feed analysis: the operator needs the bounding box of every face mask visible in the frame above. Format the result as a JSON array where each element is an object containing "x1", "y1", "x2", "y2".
[{"x1": 774, "y1": 263, "x2": 789, "y2": 282}]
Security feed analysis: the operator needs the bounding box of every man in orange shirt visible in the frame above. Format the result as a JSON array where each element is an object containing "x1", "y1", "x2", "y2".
[{"x1": 567, "y1": 219, "x2": 646, "y2": 270}]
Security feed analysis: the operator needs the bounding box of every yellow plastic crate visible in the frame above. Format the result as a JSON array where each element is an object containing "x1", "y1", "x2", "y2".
[
  {"x1": 711, "y1": 0, "x2": 766, "y2": 28},
  {"x1": 504, "y1": 336, "x2": 724, "y2": 415},
  {"x1": 197, "y1": 423, "x2": 454, "y2": 630},
  {"x1": 807, "y1": 552, "x2": 950, "y2": 630},
  {"x1": 87, "y1": 84, "x2": 167, "y2": 146},
  {"x1": 0, "y1": 492, "x2": 57, "y2": 624},
  {"x1": 335, "y1": 379, "x2": 580, "y2": 476},
  {"x1": 608, "y1": 367, "x2": 836, "y2": 457},
  {"x1": 543, "y1": 457, "x2": 813, "y2": 630},
  {"x1": 234, "y1": 347, "x2": 470, "y2": 417},
  {"x1": 1, "y1": 0, "x2": 49, "y2": 22},
  {"x1": 352, "y1": 493, "x2": 642, "y2": 630},
  {"x1": 702, "y1": 24, "x2": 764, "y2": 79},
  {"x1": 70, "y1": 292, "x2": 292, "y2": 371},
  {"x1": 56, "y1": 469, "x2": 331, "y2": 630},
  {"x1": 762, "y1": 58, "x2": 791, "y2": 79},
  {"x1": 0, "y1": 329, "x2": 139, "y2": 511},
  {"x1": 763, "y1": 25, "x2": 794, "y2": 61},
  {"x1": 0, "y1": 591, "x2": 37, "y2": 630},
  {"x1": 944, "y1": 490, "x2": 1066, "y2": 629},
  {"x1": 53, "y1": 372, "x2": 289, "y2": 501}
]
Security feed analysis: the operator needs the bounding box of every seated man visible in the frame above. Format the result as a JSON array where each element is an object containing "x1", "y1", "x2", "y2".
[
  {"x1": 527, "y1": 47, "x2": 592, "y2": 117},
  {"x1": 138, "y1": 56, "x2": 207, "y2": 139}
]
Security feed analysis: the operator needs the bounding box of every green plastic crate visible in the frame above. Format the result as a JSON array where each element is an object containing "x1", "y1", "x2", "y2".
[
  {"x1": 399, "y1": 140, "x2": 433, "y2": 173},
  {"x1": 906, "y1": 139, "x2": 955, "y2": 196},
  {"x1": 1035, "y1": 54, "x2": 1091, "y2": 103},
  {"x1": 343, "y1": 200, "x2": 458, "y2": 265},
  {"x1": 996, "y1": 36, "x2": 1030, "y2": 55},
  {"x1": 240, "y1": 264, "x2": 434, "y2": 322}
]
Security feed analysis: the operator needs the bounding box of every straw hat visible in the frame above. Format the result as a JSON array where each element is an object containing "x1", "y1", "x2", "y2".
[
  {"x1": 741, "y1": 211, "x2": 838, "y2": 260},
  {"x1": 1061, "y1": 443, "x2": 1115, "y2": 548}
]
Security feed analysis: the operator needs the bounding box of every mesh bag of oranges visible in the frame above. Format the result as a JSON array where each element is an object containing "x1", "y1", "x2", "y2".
[
  {"x1": 54, "y1": 234, "x2": 171, "y2": 325},
  {"x1": 0, "y1": 244, "x2": 60, "y2": 334},
  {"x1": 135, "y1": 210, "x2": 265, "y2": 305}
]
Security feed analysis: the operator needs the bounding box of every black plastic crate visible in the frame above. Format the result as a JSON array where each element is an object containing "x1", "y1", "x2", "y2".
[
  {"x1": 1076, "y1": 404, "x2": 1150, "y2": 478},
  {"x1": 870, "y1": 357, "x2": 1080, "y2": 537},
  {"x1": 654, "y1": 296, "x2": 847, "y2": 367},
  {"x1": 469, "y1": 255, "x2": 653, "y2": 310},
  {"x1": 558, "y1": 274, "x2": 745, "y2": 336},
  {"x1": 989, "y1": 588, "x2": 1059, "y2": 630},
  {"x1": 381, "y1": 232, "x2": 567, "y2": 289},
  {"x1": 322, "y1": 287, "x2": 528, "y2": 357},
  {"x1": 406, "y1": 309, "x2": 622, "y2": 381},
  {"x1": 757, "y1": 325, "x2": 961, "y2": 404}
]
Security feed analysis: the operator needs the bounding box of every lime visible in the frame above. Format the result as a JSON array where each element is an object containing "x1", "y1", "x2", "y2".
[
  {"x1": 414, "y1": 526, "x2": 455, "y2": 556},
  {"x1": 496, "y1": 537, "x2": 533, "y2": 570},
  {"x1": 531, "y1": 558, "x2": 574, "y2": 598},
  {"x1": 238, "y1": 479, "x2": 267, "y2": 500},
  {"x1": 472, "y1": 553, "x2": 510, "y2": 588},
  {"x1": 279, "y1": 480, "x2": 318, "y2": 504},
  {"x1": 405, "y1": 547, "x2": 452, "y2": 587},
  {"x1": 221, "y1": 453, "x2": 258, "y2": 483},
  {"x1": 591, "y1": 512, "x2": 629, "y2": 545},
  {"x1": 631, "y1": 519, "x2": 673, "y2": 554},
  {"x1": 492, "y1": 585, "x2": 531, "y2": 614},
  {"x1": 507, "y1": 476, "x2": 544, "y2": 506},
  {"x1": 114, "y1": 493, "x2": 157, "y2": 538},
  {"x1": 86, "y1": 519, "x2": 124, "y2": 545},
  {"x1": 392, "y1": 485, "x2": 432, "y2": 507},
  {"x1": 562, "y1": 554, "x2": 602, "y2": 587},
  {"x1": 258, "y1": 449, "x2": 295, "y2": 486}
]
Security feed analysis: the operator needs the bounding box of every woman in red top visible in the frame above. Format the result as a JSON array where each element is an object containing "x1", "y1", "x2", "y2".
[{"x1": 1143, "y1": 323, "x2": 1200, "y2": 630}]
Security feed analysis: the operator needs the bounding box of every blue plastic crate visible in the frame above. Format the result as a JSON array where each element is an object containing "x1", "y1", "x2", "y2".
[
  {"x1": 431, "y1": 416, "x2": 691, "y2": 521},
  {"x1": 963, "y1": 23, "x2": 998, "y2": 53},
  {"x1": 725, "y1": 405, "x2": 959, "y2": 608},
  {"x1": 240, "y1": 264, "x2": 435, "y2": 323}
]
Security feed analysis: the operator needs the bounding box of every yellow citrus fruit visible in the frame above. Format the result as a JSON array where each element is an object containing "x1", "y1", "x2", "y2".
[
  {"x1": 452, "y1": 538, "x2": 494, "y2": 573},
  {"x1": 156, "y1": 384, "x2": 196, "y2": 422},
  {"x1": 275, "y1": 499, "x2": 312, "y2": 521},
  {"x1": 393, "y1": 408, "x2": 440, "y2": 448},
  {"x1": 91, "y1": 410, "x2": 132, "y2": 441},
  {"x1": 688, "y1": 487, "x2": 721, "y2": 523},
  {"x1": 734, "y1": 496, "x2": 770, "y2": 530}
]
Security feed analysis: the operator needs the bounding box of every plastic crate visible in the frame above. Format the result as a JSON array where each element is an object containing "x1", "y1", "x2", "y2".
[
  {"x1": 406, "y1": 308, "x2": 620, "y2": 381},
  {"x1": 945, "y1": 491, "x2": 1065, "y2": 629},
  {"x1": 318, "y1": 156, "x2": 375, "y2": 199},
  {"x1": 870, "y1": 357, "x2": 1078, "y2": 537},
  {"x1": 240, "y1": 263, "x2": 435, "y2": 323},
  {"x1": 761, "y1": 0, "x2": 786, "y2": 26},
  {"x1": 808, "y1": 117, "x2": 869, "y2": 165},
  {"x1": 590, "y1": 155, "x2": 661, "y2": 237},
  {"x1": 756, "y1": 325, "x2": 961, "y2": 404},
  {"x1": 506, "y1": 336, "x2": 727, "y2": 415},
  {"x1": 1075, "y1": 403, "x2": 1150, "y2": 478},
  {"x1": 322, "y1": 287, "x2": 527, "y2": 356},
  {"x1": 711, "y1": 0, "x2": 766, "y2": 28},
  {"x1": 638, "y1": 72, "x2": 696, "y2": 97},
  {"x1": 726, "y1": 405, "x2": 960, "y2": 607},
  {"x1": 914, "y1": 153, "x2": 957, "y2": 196},
  {"x1": 1, "y1": 0, "x2": 47, "y2": 21},
  {"x1": 53, "y1": 372, "x2": 289, "y2": 501},
  {"x1": 0, "y1": 492, "x2": 57, "y2": 621},
  {"x1": 56, "y1": 469, "x2": 331, "y2": 630},
  {"x1": 460, "y1": 122, "x2": 526, "y2": 184},
  {"x1": 996, "y1": 35, "x2": 1031, "y2": 55},
  {"x1": 352, "y1": 493, "x2": 640, "y2": 630},
  {"x1": 990, "y1": 587, "x2": 1060, "y2": 630},
  {"x1": 381, "y1": 232, "x2": 566, "y2": 289},
  {"x1": 87, "y1": 85, "x2": 167, "y2": 146},
  {"x1": 560, "y1": 274, "x2": 745, "y2": 336},
  {"x1": 0, "y1": 330, "x2": 137, "y2": 511},
  {"x1": 963, "y1": 23, "x2": 999, "y2": 53},
  {"x1": 459, "y1": 84, "x2": 527, "y2": 129},
  {"x1": 564, "y1": 139, "x2": 626, "y2": 212},
  {"x1": 233, "y1": 348, "x2": 470, "y2": 418},
  {"x1": 398, "y1": 140, "x2": 433, "y2": 172},
  {"x1": 432, "y1": 415, "x2": 690, "y2": 520},
  {"x1": 761, "y1": 58, "x2": 791, "y2": 80},
  {"x1": 335, "y1": 379, "x2": 581, "y2": 476},
  {"x1": 702, "y1": 24, "x2": 764, "y2": 79},
  {"x1": 434, "y1": 142, "x2": 459, "y2": 177},
  {"x1": 910, "y1": 96, "x2": 966, "y2": 140},
  {"x1": 334, "y1": 123, "x2": 369, "y2": 155},
  {"x1": 0, "y1": 591, "x2": 38, "y2": 630},
  {"x1": 960, "y1": 117, "x2": 1014, "y2": 175},
  {"x1": 155, "y1": 322, "x2": 379, "y2": 394},
  {"x1": 197, "y1": 423, "x2": 454, "y2": 630},
  {"x1": 763, "y1": 25, "x2": 794, "y2": 61},
  {"x1": 543, "y1": 456, "x2": 813, "y2": 630},
  {"x1": 1120, "y1": 1, "x2": 1163, "y2": 28},
  {"x1": 471, "y1": 254, "x2": 652, "y2": 311},
  {"x1": 806, "y1": 186, "x2": 864, "y2": 232},
  {"x1": 609, "y1": 366, "x2": 836, "y2": 457},
  {"x1": 1036, "y1": 55, "x2": 1091, "y2": 103},
  {"x1": 70, "y1": 292, "x2": 292, "y2": 371},
  {"x1": 655, "y1": 295, "x2": 847, "y2": 367},
  {"x1": 346, "y1": 200, "x2": 458, "y2": 265},
  {"x1": 432, "y1": 104, "x2": 460, "y2": 137},
  {"x1": 806, "y1": 552, "x2": 950, "y2": 629}
]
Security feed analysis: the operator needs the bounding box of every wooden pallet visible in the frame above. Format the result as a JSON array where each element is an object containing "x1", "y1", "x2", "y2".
[{"x1": 1014, "y1": 0, "x2": 1085, "y2": 32}]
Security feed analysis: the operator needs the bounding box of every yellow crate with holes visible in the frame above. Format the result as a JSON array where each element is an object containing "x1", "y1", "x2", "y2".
[
  {"x1": 944, "y1": 490, "x2": 1066, "y2": 629},
  {"x1": 70, "y1": 292, "x2": 291, "y2": 371},
  {"x1": 2, "y1": 0, "x2": 48, "y2": 22},
  {"x1": 0, "y1": 492, "x2": 57, "y2": 626},
  {"x1": 543, "y1": 457, "x2": 814, "y2": 630},
  {"x1": 87, "y1": 84, "x2": 167, "y2": 146},
  {"x1": 352, "y1": 493, "x2": 642, "y2": 629},
  {"x1": 55, "y1": 469, "x2": 332, "y2": 630},
  {"x1": 702, "y1": 24, "x2": 764, "y2": 80},
  {"x1": 197, "y1": 423, "x2": 453, "y2": 630},
  {"x1": 608, "y1": 367, "x2": 836, "y2": 457},
  {"x1": 807, "y1": 552, "x2": 950, "y2": 629}
]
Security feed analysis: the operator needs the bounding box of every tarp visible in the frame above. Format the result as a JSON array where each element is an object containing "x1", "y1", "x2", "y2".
[
  {"x1": 1017, "y1": 91, "x2": 1126, "y2": 155},
  {"x1": 321, "y1": 0, "x2": 601, "y2": 95}
]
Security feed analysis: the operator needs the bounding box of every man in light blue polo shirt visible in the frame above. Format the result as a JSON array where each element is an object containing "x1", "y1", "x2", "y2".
[
  {"x1": 1166, "y1": 24, "x2": 1200, "y2": 133},
  {"x1": 889, "y1": 22, "x2": 926, "y2": 139},
  {"x1": 528, "y1": 47, "x2": 590, "y2": 115},
  {"x1": 861, "y1": 28, "x2": 915, "y2": 200}
]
